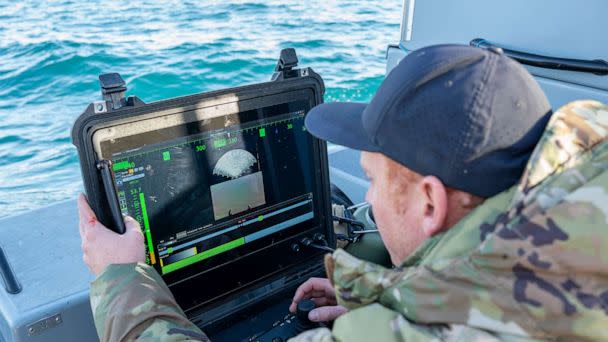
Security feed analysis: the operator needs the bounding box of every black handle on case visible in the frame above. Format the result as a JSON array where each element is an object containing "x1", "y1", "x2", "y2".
[
  {"x1": 471, "y1": 38, "x2": 608, "y2": 76},
  {"x1": 0, "y1": 245, "x2": 21, "y2": 294},
  {"x1": 97, "y1": 160, "x2": 127, "y2": 234}
]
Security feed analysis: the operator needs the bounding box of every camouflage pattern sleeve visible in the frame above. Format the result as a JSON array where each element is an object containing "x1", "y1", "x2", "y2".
[
  {"x1": 90, "y1": 262, "x2": 209, "y2": 342},
  {"x1": 289, "y1": 304, "x2": 519, "y2": 342}
]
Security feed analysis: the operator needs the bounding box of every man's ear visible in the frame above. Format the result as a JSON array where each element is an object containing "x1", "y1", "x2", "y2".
[{"x1": 420, "y1": 175, "x2": 448, "y2": 237}]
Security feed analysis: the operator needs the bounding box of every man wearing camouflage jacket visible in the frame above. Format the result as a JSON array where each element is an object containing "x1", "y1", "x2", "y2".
[{"x1": 79, "y1": 45, "x2": 608, "y2": 341}]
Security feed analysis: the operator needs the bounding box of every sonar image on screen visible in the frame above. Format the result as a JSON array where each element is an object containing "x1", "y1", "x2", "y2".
[
  {"x1": 213, "y1": 149, "x2": 257, "y2": 178},
  {"x1": 105, "y1": 100, "x2": 318, "y2": 279},
  {"x1": 211, "y1": 148, "x2": 266, "y2": 220},
  {"x1": 211, "y1": 171, "x2": 266, "y2": 220}
]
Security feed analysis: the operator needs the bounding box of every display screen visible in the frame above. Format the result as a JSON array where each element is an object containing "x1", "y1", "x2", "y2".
[{"x1": 99, "y1": 99, "x2": 322, "y2": 284}]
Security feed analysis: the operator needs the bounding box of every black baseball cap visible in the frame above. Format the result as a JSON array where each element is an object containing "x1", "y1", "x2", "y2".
[{"x1": 305, "y1": 44, "x2": 552, "y2": 198}]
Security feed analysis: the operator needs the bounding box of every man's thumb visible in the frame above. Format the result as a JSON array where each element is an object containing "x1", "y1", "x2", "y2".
[
  {"x1": 309, "y1": 306, "x2": 348, "y2": 322},
  {"x1": 123, "y1": 216, "x2": 142, "y2": 234}
]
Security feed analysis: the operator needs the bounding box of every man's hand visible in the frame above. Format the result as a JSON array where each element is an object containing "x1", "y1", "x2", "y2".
[
  {"x1": 78, "y1": 193, "x2": 146, "y2": 276},
  {"x1": 289, "y1": 277, "x2": 347, "y2": 322}
]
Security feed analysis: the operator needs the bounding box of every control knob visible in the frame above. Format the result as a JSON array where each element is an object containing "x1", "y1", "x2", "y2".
[{"x1": 295, "y1": 299, "x2": 317, "y2": 332}]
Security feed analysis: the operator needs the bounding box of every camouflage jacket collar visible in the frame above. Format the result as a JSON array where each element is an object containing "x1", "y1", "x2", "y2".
[
  {"x1": 325, "y1": 184, "x2": 515, "y2": 309},
  {"x1": 398, "y1": 184, "x2": 517, "y2": 270},
  {"x1": 398, "y1": 228, "x2": 443, "y2": 268},
  {"x1": 327, "y1": 101, "x2": 608, "y2": 340}
]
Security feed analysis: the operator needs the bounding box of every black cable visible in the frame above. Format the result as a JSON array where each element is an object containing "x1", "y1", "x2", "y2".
[
  {"x1": 335, "y1": 234, "x2": 356, "y2": 243},
  {"x1": 310, "y1": 243, "x2": 335, "y2": 253},
  {"x1": 332, "y1": 215, "x2": 365, "y2": 229},
  {"x1": 300, "y1": 237, "x2": 335, "y2": 253}
]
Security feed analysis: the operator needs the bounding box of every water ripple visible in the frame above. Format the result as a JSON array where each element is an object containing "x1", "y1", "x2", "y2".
[{"x1": 0, "y1": 0, "x2": 401, "y2": 218}]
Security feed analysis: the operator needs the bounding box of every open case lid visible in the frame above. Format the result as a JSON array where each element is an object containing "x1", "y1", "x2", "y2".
[{"x1": 71, "y1": 49, "x2": 334, "y2": 314}]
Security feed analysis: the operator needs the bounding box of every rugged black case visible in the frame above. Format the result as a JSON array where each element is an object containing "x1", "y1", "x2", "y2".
[
  {"x1": 71, "y1": 67, "x2": 329, "y2": 236},
  {"x1": 71, "y1": 53, "x2": 340, "y2": 337}
]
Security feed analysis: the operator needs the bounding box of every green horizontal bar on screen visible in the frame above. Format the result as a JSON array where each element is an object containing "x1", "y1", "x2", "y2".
[{"x1": 162, "y1": 237, "x2": 245, "y2": 274}]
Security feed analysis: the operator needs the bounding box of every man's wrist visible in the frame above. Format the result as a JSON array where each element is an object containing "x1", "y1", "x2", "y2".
[{"x1": 91, "y1": 262, "x2": 150, "y2": 283}]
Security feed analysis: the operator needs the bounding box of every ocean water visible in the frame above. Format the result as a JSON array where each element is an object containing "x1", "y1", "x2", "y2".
[{"x1": 0, "y1": 0, "x2": 401, "y2": 218}]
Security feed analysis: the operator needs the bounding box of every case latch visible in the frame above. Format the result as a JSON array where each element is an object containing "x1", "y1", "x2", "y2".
[
  {"x1": 99, "y1": 73, "x2": 127, "y2": 110},
  {"x1": 271, "y1": 48, "x2": 301, "y2": 81}
]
